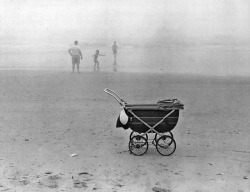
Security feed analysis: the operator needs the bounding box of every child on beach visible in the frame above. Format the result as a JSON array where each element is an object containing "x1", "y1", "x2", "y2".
[{"x1": 92, "y1": 50, "x2": 105, "y2": 71}]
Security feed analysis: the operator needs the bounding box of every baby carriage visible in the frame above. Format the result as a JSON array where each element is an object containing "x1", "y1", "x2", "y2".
[{"x1": 104, "y1": 88, "x2": 184, "y2": 156}]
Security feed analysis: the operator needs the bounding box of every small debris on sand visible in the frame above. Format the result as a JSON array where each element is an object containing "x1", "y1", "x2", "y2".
[
  {"x1": 216, "y1": 173, "x2": 224, "y2": 176},
  {"x1": 152, "y1": 187, "x2": 171, "y2": 192},
  {"x1": 73, "y1": 180, "x2": 81, "y2": 184},
  {"x1": 78, "y1": 172, "x2": 93, "y2": 176},
  {"x1": 1, "y1": 188, "x2": 12, "y2": 191},
  {"x1": 20, "y1": 179, "x2": 30, "y2": 185},
  {"x1": 70, "y1": 153, "x2": 77, "y2": 157},
  {"x1": 117, "y1": 150, "x2": 128, "y2": 154}
]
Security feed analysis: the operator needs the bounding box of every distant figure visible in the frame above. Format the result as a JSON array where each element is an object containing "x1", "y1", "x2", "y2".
[
  {"x1": 92, "y1": 50, "x2": 105, "y2": 71},
  {"x1": 68, "y1": 41, "x2": 83, "y2": 73},
  {"x1": 112, "y1": 41, "x2": 118, "y2": 59}
]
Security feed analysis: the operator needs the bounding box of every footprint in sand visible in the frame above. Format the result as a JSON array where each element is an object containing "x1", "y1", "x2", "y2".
[
  {"x1": 48, "y1": 174, "x2": 61, "y2": 180},
  {"x1": 19, "y1": 178, "x2": 30, "y2": 185},
  {"x1": 72, "y1": 173, "x2": 94, "y2": 189},
  {"x1": 47, "y1": 174, "x2": 61, "y2": 188},
  {"x1": 73, "y1": 180, "x2": 87, "y2": 188},
  {"x1": 38, "y1": 174, "x2": 61, "y2": 189},
  {"x1": 47, "y1": 181, "x2": 58, "y2": 189}
]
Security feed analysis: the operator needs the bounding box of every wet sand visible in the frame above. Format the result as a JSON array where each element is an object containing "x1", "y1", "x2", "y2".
[{"x1": 0, "y1": 70, "x2": 249, "y2": 192}]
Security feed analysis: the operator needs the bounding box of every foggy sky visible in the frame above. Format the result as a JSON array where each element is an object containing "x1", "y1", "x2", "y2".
[{"x1": 1, "y1": 0, "x2": 250, "y2": 46}]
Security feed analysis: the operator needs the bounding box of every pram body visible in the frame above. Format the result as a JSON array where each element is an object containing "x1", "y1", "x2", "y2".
[
  {"x1": 116, "y1": 104, "x2": 179, "y2": 133},
  {"x1": 104, "y1": 88, "x2": 184, "y2": 156}
]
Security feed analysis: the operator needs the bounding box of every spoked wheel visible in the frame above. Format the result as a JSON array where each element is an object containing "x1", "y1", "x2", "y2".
[
  {"x1": 154, "y1": 132, "x2": 173, "y2": 146},
  {"x1": 156, "y1": 135, "x2": 176, "y2": 156},
  {"x1": 130, "y1": 131, "x2": 148, "y2": 140},
  {"x1": 154, "y1": 132, "x2": 173, "y2": 141},
  {"x1": 129, "y1": 135, "x2": 148, "y2": 156}
]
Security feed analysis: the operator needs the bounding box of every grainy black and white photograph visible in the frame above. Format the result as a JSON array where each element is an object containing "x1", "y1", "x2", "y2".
[{"x1": 0, "y1": 0, "x2": 250, "y2": 191}]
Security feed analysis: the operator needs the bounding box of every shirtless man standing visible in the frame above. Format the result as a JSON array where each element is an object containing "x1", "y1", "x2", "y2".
[{"x1": 68, "y1": 41, "x2": 83, "y2": 73}]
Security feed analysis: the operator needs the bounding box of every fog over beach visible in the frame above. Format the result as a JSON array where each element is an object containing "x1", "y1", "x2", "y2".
[{"x1": 1, "y1": 0, "x2": 250, "y2": 76}]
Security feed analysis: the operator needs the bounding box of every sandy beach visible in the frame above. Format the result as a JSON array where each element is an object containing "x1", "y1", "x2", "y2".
[{"x1": 0, "y1": 70, "x2": 249, "y2": 192}]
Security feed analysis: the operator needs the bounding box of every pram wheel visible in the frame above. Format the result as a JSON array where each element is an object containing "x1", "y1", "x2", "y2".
[
  {"x1": 130, "y1": 131, "x2": 148, "y2": 140},
  {"x1": 154, "y1": 132, "x2": 173, "y2": 142},
  {"x1": 129, "y1": 135, "x2": 148, "y2": 156},
  {"x1": 156, "y1": 136, "x2": 176, "y2": 156}
]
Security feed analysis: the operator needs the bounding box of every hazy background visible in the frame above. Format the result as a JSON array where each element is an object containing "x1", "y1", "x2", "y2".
[{"x1": 0, "y1": 0, "x2": 250, "y2": 76}]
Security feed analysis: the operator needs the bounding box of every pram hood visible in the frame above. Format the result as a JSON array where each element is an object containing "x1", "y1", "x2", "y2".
[{"x1": 157, "y1": 99, "x2": 184, "y2": 110}]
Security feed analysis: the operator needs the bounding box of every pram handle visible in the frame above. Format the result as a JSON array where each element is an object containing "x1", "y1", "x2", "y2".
[{"x1": 104, "y1": 88, "x2": 126, "y2": 106}]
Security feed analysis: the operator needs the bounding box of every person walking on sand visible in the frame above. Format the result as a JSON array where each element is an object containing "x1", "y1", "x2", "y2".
[
  {"x1": 68, "y1": 41, "x2": 83, "y2": 73},
  {"x1": 112, "y1": 41, "x2": 118, "y2": 59},
  {"x1": 92, "y1": 50, "x2": 105, "y2": 71}
]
